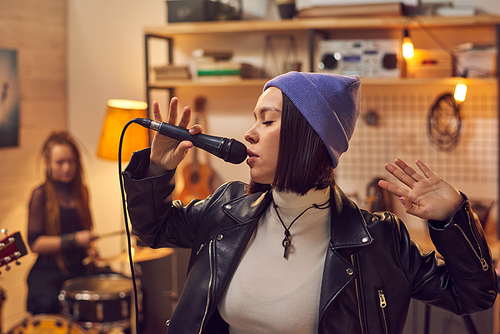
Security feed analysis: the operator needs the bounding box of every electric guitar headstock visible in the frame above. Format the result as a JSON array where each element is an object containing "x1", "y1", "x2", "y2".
[{"x1": 0, "y1": 229, "x2": 28, "y2": 273}]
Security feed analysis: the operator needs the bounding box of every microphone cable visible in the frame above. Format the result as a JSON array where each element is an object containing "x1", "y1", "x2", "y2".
[{"x1": 118, "y1": 119, "x2": 142, "y2": 334}]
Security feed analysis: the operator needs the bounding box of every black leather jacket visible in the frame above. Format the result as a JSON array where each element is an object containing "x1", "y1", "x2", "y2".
[{"x1": 123, "y1": 149, "x2": 497, "y2": 334}]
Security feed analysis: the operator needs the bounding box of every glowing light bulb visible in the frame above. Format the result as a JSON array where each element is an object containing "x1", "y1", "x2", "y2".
[
  {"x1": 454, "y1": 82, "x2": 467, "y2": 103},
  {"x1": 402, "y1": 29, "x2": 414, "y2": 60},
  {"x1": 454, "y1": 69, "x2": 468, "y2": 103}
]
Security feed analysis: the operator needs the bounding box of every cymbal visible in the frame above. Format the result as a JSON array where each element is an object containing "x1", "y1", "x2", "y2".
[{"x1": 108, "y1": 246, "x2": 174, "y2": 263}]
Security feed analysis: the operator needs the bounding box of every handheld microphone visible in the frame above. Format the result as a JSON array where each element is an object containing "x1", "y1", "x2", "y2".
[{"x1": 134, "y1": 118, "x2": 248, "y2": 164}]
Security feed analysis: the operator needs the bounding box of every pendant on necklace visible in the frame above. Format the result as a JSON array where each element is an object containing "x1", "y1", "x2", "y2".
[
  {"x1": 282, "y1": 230, "x2": 291, "y2": 258},
  {"x1": 273, "y1": 198, "x2": 330, "y2": 260}
]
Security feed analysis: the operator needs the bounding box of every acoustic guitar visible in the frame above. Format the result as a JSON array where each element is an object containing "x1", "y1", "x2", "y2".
[
  {"x1": 0, "y1": 229, "x2": 28, "y2": 273},
  {"x1": 178, "y1": 96, "x2": 216, "y2": 203}
]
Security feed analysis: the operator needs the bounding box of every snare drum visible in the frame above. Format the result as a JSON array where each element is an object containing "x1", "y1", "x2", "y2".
[
  {"x1": 6, "y1": 314, "x2": 88, "y2": 334},
  {"x1": 59, "y1": 274, "x2": 141, "y2": 330}
]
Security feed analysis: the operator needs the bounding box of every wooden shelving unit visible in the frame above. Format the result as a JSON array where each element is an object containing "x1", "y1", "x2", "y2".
[
  {"x1": 149, "y1": 76, "x2": 498, "y2": 89},
  {"x1": 144, "y1": 15, "x2": 500, "y2": 93}
]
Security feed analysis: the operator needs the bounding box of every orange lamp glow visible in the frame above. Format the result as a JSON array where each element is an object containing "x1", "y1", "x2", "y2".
[{"x1": 97, "y1": 99, "x2": 149, "y2": 161}]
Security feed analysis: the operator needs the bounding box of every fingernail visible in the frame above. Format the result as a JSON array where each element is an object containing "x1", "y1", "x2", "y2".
[
  {"x1": 399, "y1": 198, "x2": 405, "y2": 205},
  {"x1": 189, "y1": 128, "x2": 196, "y2": 135}
]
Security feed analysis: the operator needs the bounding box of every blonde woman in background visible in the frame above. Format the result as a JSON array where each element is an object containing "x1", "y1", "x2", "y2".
[{"x1": 26, "y1": 131, "x2": 98, "y2": 315}]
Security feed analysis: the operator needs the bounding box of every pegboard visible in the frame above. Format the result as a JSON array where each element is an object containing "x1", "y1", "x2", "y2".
[{"x1": 336, "y1": 81, "x2": 498, "y2": 201}]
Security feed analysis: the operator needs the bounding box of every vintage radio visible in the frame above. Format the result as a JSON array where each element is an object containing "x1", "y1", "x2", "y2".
[{"x1": 317, "y1": 39, "x2": 401, "y2": 78}]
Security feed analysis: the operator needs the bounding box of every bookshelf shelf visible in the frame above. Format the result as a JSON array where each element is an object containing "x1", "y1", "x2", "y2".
[
  {"x1": 145, "y1": 15, "x2": 500, "y2": 37},
  {"x1": 145, "y1": 15, "x2": 500, "y2": 94},
  {"x1": 149, "y1": 77, "x2": 497, "y2": 89}
]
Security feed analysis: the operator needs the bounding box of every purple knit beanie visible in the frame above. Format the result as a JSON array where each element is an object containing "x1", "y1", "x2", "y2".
[{"x1": 264, "y1": 71, "x2": 360, "y2": 169}]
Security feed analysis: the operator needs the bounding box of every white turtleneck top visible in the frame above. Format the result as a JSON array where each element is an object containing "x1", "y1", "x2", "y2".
[{"x1": 218, "y1": 187, "x2": 331, "y2": 334}]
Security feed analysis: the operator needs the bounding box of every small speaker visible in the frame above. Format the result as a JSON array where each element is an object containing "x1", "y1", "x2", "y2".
[{"x1": 317, "y1": 39, "x2": 401, "y2": 78}]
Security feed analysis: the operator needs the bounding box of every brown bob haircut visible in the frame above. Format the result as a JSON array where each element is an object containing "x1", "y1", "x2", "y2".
[{"x1": 247, "y1": 92, "x2": 335, "y2": 195}]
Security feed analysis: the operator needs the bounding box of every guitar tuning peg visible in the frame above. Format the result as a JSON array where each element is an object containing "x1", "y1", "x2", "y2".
[
  {"x1": 0, "y1": 229, "x2": 7, "y2": 236},
  {"x1": 16, "y1": 260, "x2": 21, "y2": 265},
  {"x1": 3, "y1": 256, "x2": 11, "y2": 269}
]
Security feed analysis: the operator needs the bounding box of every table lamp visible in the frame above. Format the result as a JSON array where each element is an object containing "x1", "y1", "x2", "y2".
[{"x1": 97, "y1": 99, "x2": 149, "y2": 161}]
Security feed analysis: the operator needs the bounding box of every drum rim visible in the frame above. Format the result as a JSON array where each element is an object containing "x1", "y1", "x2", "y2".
[
  {"x1": 60, "y1": 289, "x2": 132, "y2": 301},
  {"x1": 79, "y1": 318, "x2": 131, "y2": 330},
  {"x1": 6, "y1": 313, "x2": 88, "y2": 333},
  {"x1": 60, "y1": 274, "x2": 137, "y2": 301}
]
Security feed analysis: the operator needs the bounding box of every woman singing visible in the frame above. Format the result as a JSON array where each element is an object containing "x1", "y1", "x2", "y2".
[{"x1": 123, "y1": 72, "x2": 497, "y2": 334}]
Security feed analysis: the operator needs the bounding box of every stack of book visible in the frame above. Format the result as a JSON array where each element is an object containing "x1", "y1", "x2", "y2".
[
  {"x1": 153, "y1": 65, "x2": 191, "y2": 81},
  {"x1": 196, "y1": 61, "x2": 255, "y2": 81},
  {"x1": 193, "y1": 49, "x2": 257, "y2": 81}
]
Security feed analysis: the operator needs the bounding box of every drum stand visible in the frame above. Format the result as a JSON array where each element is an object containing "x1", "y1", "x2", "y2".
[{"x1": 88, "y1": 327, "x2": 127, "y2": 334}]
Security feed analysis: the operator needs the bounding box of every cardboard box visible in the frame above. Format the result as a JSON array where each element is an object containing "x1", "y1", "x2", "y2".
[{"x1": 454, "y1": 44, "x2": 497, "y2": 78}]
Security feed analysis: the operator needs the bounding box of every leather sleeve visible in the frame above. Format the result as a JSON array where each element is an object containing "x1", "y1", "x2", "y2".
[
  {"x1": 122, "y1": 148, "x2": 197, "y2": 249},
  {"x1": 404, "y1": 195, "x2": 498, "y2": 314},
  {"x1": 428, "y1": 195, "x2": 497, "y2": 313},
  {"x1": 122, "y1": 148, "x2": 234, "y2": 250}
]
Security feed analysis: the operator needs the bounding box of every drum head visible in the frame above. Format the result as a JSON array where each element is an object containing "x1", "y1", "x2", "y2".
[
  {"x1": 62, "y1": 274, "x2": 134, "y2": 300},
  {"x1": 59, "y1": 274, "x2": 140, "y2": 329},
  {"x1": 6, "y1": 314, "x2": 88, "y2": 334}
]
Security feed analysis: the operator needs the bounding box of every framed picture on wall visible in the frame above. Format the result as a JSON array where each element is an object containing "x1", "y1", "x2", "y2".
[{"x1": 0, "y1": 48, "x2": 20, "y2": 148}]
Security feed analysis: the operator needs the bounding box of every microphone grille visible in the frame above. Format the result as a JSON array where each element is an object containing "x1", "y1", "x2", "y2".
[{"x1": 226, "y1": 139, "x2": 248, "y2": 164}]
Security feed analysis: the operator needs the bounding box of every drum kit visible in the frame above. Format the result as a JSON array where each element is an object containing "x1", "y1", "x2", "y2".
[{"x1": 5, "y1": 244, "x2": 175, "y2": 334}]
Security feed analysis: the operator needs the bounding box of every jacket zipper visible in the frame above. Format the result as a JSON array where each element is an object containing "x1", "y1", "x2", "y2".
[
  {"x1": 196, "y1": 243, "x2": 205, "y2": 256},
  {"x1": 199, "y1": 239, "x2": 214, "y2": 334},
  {"x1": 453, "y1": 223, "x2": 489, "y2": 271},
  {"x1": 351, "y1": 254, "x2": 366, "y2": 334},
  {"x1": 468, "y1": 208, "x2": 490, "y2": 271},
  {"x1": 378, "y1": 289, "x2": 389, "y2": 334}
]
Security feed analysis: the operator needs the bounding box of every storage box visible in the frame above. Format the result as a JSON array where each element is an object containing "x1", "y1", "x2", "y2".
[
  {"x1": 241, "y1": 0, "x2": 269, "y2": 19},
  {"x1": 454, "y1": 43, "x2": 497, "y2": 78},
  {"x1": 167, "y1": 0, "x2": 242, "y2": 22}
]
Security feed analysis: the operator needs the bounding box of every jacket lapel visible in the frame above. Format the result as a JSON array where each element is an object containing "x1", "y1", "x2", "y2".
[
  {"x1": 210, "y1": 191, "x2": 273, "y2": 313},
  {"x1": 215, "y1": 185, "x2": 374, "y2": 317},
  {"x1": 184, "y1": 185, "x2": 373, "y2": 332},
  {"x1": 169, "y1": 191, "x2": 272, "y2": 334},
  {"x1": 319, "y1": 185, "x2": 373, "y2": 316},
  {"x1": 330, "y1": 185, "x2": 372, "y2": 249}
]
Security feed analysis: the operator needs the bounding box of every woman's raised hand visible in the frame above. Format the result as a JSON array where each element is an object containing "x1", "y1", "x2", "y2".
[
  {"x1": 149, "y1": 98, "x2": 202, "y2": 172},
  {"x1": 378, "y1": 159, "x2": 464, "y2": 222}
]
